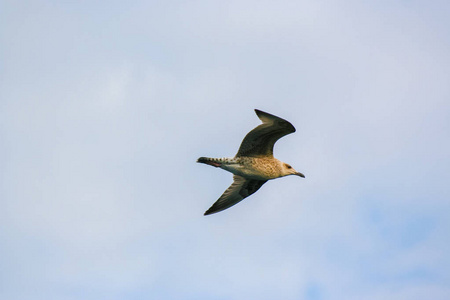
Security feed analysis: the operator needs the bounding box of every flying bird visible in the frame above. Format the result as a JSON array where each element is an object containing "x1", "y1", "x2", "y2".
[{"x1": 197, "y1": 109, "x2": 305, "y2": 215}]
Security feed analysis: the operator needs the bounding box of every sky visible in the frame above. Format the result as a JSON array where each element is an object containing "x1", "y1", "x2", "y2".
[{"x1": 1, "y1": 0, "x2": 450, "y2": 299}]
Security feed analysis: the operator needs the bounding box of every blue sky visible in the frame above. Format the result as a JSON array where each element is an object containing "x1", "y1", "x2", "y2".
[{"x1": 1, "y1": 0, "x2": 450, "y2": 299}]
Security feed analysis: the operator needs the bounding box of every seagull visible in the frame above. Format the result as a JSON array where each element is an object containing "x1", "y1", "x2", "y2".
[{"x1": 197, "y1": 109, "x2": 305, "y2": 215}]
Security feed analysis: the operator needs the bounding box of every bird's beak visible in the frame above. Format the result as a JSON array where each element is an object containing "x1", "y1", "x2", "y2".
[{"x1": 295, "y1": 172, "x2": 305, "y2": 178}]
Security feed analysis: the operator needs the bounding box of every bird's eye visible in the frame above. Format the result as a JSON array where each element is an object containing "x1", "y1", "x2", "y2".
[{"x1": 286, "y1": 164, "x2": 292, "y2": 169}]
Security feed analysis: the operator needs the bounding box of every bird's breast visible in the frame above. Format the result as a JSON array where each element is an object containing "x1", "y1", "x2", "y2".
[{"x1": 222, "y1": 157, "x2": 281, "y2": 180}]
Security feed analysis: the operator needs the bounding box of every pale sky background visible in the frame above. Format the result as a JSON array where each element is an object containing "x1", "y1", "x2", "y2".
[{"x1": 1, "y1": 1, "x2": 450, "y2": 299}]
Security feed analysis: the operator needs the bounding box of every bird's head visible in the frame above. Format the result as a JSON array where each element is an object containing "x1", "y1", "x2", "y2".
[{"x1": 281, "y1": 162, "x2": 305, "y2": 178}]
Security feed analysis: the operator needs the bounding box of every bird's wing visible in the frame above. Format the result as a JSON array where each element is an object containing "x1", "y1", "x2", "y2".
[
  {"x1": 204, "y1": 175, "x2": 267, "y2": 215},
  {"x1": 236, "y1": 109, "x2": 296, "y2": 158}
]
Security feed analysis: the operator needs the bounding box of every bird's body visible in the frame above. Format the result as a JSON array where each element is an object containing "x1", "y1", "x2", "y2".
[
  {"x1": 197, "y1": 156, "x2": 287, "y2": 181},
  {"x1": 197, "y1": 109, "x2": 305, "y2": 215}
]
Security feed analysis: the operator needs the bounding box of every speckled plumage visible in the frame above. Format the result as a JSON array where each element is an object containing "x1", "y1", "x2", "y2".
[{"x1": 197, "y1": 109, "x2": 305, "y2": 216}]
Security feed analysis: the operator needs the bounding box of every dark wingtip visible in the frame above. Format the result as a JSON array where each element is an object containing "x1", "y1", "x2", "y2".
[
  {"x1": 254, "y1": 109, "x2": 295, "y2": 133},
  {"x1": 254, "y1": 109, "x2": 275, "y2": 121},
  {"x1": 203, "y1": 209, "x2": 215, "y2": 216},
  {"x1": 204, "y1": 204, "x2": 224, "y2": 216},
  {"x1": 254, "y1": 109, "x2": 265, "y2": 116},
  {"x1": 288, "y1": 122, "x2": 296, "y2": 133}
]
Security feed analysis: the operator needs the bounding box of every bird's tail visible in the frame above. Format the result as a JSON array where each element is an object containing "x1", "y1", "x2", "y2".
[{"x1": 197, "y1": 157, "x2": 231, "y2": 167}]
